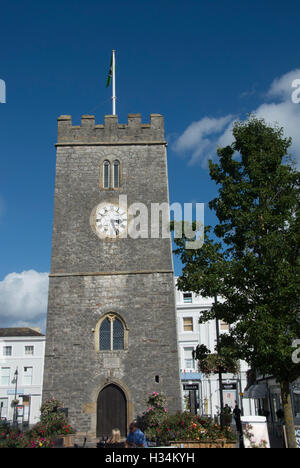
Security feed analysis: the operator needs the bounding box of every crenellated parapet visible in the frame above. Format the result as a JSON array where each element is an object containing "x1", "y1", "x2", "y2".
[{"x1": 57, "y1": 113, "x2": 166, "y2": 145}]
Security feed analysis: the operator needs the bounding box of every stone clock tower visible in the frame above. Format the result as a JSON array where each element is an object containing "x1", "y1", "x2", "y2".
[{"x1": 43, "y1": 113, "x2": 181, "y2": 438}]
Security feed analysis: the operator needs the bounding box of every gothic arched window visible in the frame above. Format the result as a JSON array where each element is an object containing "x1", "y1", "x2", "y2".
[
  {"x1": 113, "y1": 160, "x2": 120, "y2": 188},
  {"x1": 113, "y1": 317, "x2": 124, "y2": 350},
  {"x1": 99, "y1": 317, "x2": 111, "y2": 350},
  {"x1": 99, "y1": 314, "x2": 125, "y2": 351}
]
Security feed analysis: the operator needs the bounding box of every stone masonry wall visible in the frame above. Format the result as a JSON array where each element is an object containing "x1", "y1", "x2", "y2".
[
  {"x1": 43, "y1": 113, "x2": 181, "y2": 435},
  {"x1": 43, "y1": 272, "x2": 181, "y2": 434}
]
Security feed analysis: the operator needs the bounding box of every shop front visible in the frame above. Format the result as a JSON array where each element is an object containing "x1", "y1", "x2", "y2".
[{"x1": 180, "y1": 372, "x2": 202, "y2": 414}]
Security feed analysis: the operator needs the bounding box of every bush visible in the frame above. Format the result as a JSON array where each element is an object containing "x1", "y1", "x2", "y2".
[
  {"x1": 139, "y1": 393, "x2": 235, "y2": 444},
  {"x1": 38, "y1": 397, "x2": 75, "y2": 437},
  {"x1": 158, "y1": 412, "x2": 236, "y2": 444},
  {"x1": 139, "y1": 392, "x2": 168, "y2": 441},
  {"x1": 0, "y1": 426, "x2": 54, "y2": 449},
  {"x1": 0, "y1": 396, "x2": 75, "y2": 448}
]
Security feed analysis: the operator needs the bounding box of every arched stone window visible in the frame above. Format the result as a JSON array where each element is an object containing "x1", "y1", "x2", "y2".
[
  {"x1": 103, "y1": 160, "x2": 110, "y2": 189},
  {"x1": 113, "y1": 160, "x2": 120, "y2": 188},
  {"x1": 96, "y1": 314, "x2": 127, "y2": 351},
  {"x1": 99, "y1": 317, "x2": 111, "y2": 350}
]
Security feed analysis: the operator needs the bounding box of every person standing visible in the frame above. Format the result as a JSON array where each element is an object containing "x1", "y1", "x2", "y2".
[{"x1": 233, "y1": 404, "x2": 242, "y2": 433}]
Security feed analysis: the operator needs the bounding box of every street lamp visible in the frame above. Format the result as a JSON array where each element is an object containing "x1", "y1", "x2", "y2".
[{"x1": 13, "y1": 368, "x2": 18, "y2": 426}]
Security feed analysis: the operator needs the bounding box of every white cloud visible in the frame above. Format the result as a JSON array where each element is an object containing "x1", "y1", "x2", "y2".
[
  {"x1": 173, "y1": 115, "x2": 233, "y2": 167},
  {"x1": 267, "y1": 69, "x2": 300, "y2": 101},
  {"x1": 0, "y1": 270, "x2": 49, "y2": 332},
  {"x1": 173, "y1": 69, "x2": 300, "y2": 168}
]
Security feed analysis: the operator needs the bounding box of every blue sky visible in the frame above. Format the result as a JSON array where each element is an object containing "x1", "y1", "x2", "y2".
[{"x1": 1, "y1": 0, "x2": 300, "y2": 328}]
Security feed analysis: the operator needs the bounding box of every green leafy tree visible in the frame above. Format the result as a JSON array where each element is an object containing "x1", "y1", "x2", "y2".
[{"x1": 173, "y1": 117, "x2": 300, "y2": 448}]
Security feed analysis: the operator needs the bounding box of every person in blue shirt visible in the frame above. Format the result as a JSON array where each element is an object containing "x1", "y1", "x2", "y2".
[{"x1": 125, "y1": 421, "x2": 148, "y2": 448}]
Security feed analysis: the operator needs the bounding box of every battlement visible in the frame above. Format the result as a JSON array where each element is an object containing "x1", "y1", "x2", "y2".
[{"x1": 57, "y1": 113, "x2": 165, "y2": 145}]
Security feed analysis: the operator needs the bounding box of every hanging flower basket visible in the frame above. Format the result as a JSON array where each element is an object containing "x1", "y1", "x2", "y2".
[{"x1": 197, "y1": 354, "x2": 239, "y2": 375}]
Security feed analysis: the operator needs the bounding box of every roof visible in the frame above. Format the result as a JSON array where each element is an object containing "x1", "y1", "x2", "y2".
[
  {"x1": 243, "y1": 384, "x2": 267, "y2": 399},
  {"x1": 0, "y1": 328, "x2": 45, "y2": 337}
]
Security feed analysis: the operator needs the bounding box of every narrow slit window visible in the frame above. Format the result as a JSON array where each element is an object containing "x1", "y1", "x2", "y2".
[
  {"x1": 113, "y1": 160, "x2": 120, "y2": 188},
  {"x1": 103, "y1": 161, "x2": 110, "y2": 189},
  {"x1": 23, "y1": 367, "x2": 33, "y2": 385},
  {"x1": 183, "y1": 317, "x2": 193, "y2": 332}
]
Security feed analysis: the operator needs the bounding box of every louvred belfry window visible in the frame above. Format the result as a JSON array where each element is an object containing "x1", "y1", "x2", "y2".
[
  {"x1": 113, "y1": 160, "x2": 120, "y2": 188},
  {"x1": 103, "y1": 161, "x2": 110, "y2": 188}
]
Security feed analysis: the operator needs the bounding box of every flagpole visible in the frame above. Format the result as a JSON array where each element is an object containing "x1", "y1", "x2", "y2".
[{"x1": 112, "y1": 50, "x2": 116, "y2": 115}]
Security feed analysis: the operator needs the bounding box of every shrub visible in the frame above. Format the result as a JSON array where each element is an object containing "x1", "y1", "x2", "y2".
[
  {"x1": 139, "y1": 392, "x2": 168, "y2": 440},
  {"x1": 140, "y1": 393, "x2": 235, "y2": 444},
  {"x1": 152, "y1": 412, "x2": 236, "y2": 444},
  {"x1": 146, "y1": 411, "x2": 235, "y2": 443},
  {"x1": 0, "y1": 426, "x2": 54, "y2": 449},
  {"x1": 0, "y1": 396, "x2": 75, "y2": 448},
  {"x1": 38, "y1": 397, "x2": 75, "y2": 437}
]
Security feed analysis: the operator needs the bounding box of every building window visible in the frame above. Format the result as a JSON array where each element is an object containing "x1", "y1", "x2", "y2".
[
  {"x1": 25, "y1": 346, "x2": 34, "y2": 355},
  {"x1": 183, "y1": 293, "x2": 192, "y2": 303},
  {"x1": 220, "y1": 321, "x2": 229, "y2": 331},
  {"x1": 103, "y1": 160, "x2": 110, "y2": 188},
  {"x1": 0, "y1": 398, "x2": 8, "y2": 418},
  {"x1": 183, "y1": 317, "x2": 193, "y2": 332},
  {"x1": 113, "y1": 160, "x2": 120, "y2": 188},
  {"x1": 1, "y1": 368, "x2": 10, "y2": 386},
  {"x1": 3, "y1": 346, "x2": 12, "y2": 356},
  {"x1": 293, "y1": 391, "x2": 300, "y2": 419},
  {"x1": 23, "y1": 367, "x2": 33, "y2": 386},
  {"x1": 184, "y1": 348, "x2": 195, "y2": 370},
  {"x1": 113, "y1": 317, "x2": 124, "y2": 350},
  {"x1": 99, "y1": 315, "x2": 125, "y2": 351}
]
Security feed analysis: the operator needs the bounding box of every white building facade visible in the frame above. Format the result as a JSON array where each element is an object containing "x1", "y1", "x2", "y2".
[
  {"x1": 175, "y1": 280, "x2": 255, "y2": 418},
  {"x1": 0, "y1": 328, "x2": 45, "y2": 426}
]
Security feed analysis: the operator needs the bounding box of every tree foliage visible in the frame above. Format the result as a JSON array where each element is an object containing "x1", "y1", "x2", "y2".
[
  {"x1": 174, "y1": 116, "x2": 300, "y2": 383},
  {"x1": 173, "y1": 116, "x2": 300, "y2": 446}
]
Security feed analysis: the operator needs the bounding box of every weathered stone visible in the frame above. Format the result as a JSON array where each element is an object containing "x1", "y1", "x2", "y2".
[{"x1": 43, "y1": 113, "x2": 181, "y2": 436}]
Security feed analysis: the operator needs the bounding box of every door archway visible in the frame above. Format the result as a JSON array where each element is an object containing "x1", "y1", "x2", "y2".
[{"x1": 96, "y1": 384, "x2": 127, "y2": 437}]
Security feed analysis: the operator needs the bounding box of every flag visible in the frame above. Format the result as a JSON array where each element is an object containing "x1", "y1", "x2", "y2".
[{"x1": 106, "y1": 54, "x2": 112, "y2": 88}]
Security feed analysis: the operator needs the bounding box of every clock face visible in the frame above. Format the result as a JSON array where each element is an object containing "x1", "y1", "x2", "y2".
[{"x1": 95, "y1": 204, "x2": 127, "y2": 238}]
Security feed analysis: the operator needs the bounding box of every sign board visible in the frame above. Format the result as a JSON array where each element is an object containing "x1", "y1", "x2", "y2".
[
  {"x1": 222, "y1": 383, "x2": 237, "y2": 390},
  {"x1": 183, "y1": 384, "x2": 198, "y2": 391},
  {"x1": 7, "y1": 389, "x2": 25, "y2": 395},
  {"x1": 16, "y1": 405, "x2": 24, "y2": 417},
  {"x1": 241, "y1": 416, "x2": 270, "y2": 448}
]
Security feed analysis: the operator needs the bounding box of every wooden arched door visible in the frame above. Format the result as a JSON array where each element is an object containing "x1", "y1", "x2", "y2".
[{"x1": 97, "y1": 384, "x2": 127, "y2": 437}]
